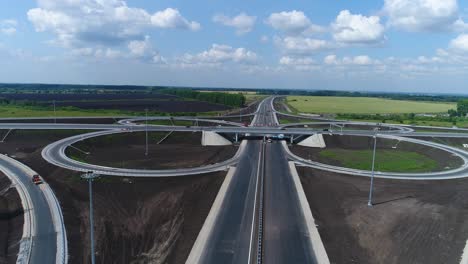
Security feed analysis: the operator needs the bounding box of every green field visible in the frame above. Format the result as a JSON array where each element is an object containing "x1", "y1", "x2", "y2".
[
  {"x1": 319, "y1": 149, "x2": 438, "y2": 172},
  {"x1": 286, "y1": 96, "x2": 456, "y2": 114},
  {"x1": 0, "y1": 104, "x2": 224, "y2": 118},
  {"x1": 0, "y1": 105, "x2": 129, "y2": 118}
]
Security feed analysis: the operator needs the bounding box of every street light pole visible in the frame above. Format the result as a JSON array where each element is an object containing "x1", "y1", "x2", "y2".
[
  {"x1": 367, "y1": 134, "x2": 378, "y2": 207},
  {"x1": 81, "y1": 172, "x2": 100, "y2": 264},
  {"x1": 145, "y1": 108, "x2": 148, "y2": 156},
  {"x1": 53, "y1": 100, "x2": 56, "y2": 124}
]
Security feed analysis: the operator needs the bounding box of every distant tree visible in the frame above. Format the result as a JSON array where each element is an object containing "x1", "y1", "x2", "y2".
[
  {"x1": 408, "y1": 113, "x2": 416, "y2": 119},
  {"x1": 448, "y1": 109, "x2": 458, "y2": 117},
  {"x1": 457, "y1": 100, "x2": 468, "y2": 117}
]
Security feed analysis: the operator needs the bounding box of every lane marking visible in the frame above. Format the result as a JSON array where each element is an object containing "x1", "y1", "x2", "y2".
[{"x1": 248, "y1": 144, "x2": 263, "y2": 264}]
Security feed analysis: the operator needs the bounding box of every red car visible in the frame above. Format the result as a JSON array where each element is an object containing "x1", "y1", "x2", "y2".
[{"x1": 32, "y1": 174, "x2": 43, "y2": 185}]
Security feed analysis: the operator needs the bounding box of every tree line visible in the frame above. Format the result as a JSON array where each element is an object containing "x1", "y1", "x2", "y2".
[{"x1": 160, "y1": 88, "x2": 245, "y2": 108}]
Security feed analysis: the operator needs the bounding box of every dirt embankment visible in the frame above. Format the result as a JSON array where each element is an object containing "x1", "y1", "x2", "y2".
[
  {"x1": 291, "y1": 135, "x2": 463, "y2": 172},
  {"x1": 67, "y1": 132, "x2": 238, "y2": 170},
  {"x1": 1, "y1": 129, "x2": 228, "y2": 263},
  {"x1": 0, "y1": 174, "x2": 23, "y2": 264},
  {"x1": 299, "y1": 167, "x2": 468, "y2": 264}
]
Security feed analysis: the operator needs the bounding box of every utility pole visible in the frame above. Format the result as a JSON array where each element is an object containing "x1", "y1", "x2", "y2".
[
  {"x1": 367, "y1": 133, "x2": 378, "y2": 207},
  {"x1": 145, "y1": 108, "x2": 149, "y2": 156},
  {"x1": 81, "y1": 171, "x2": 100, "y2": 264},
  {"x1": 53, "y1": 100, "x2": 56, "y2": 124}
]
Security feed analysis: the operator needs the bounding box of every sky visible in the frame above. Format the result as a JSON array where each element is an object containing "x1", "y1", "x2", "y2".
[{"x1": 1, "y1": 0, "x2": 468, "y2": 93}]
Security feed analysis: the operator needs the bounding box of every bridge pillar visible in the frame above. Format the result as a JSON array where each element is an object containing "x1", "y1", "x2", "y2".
[{"x1": 201, "y1": 131, "x2": 232, "y2": 146}]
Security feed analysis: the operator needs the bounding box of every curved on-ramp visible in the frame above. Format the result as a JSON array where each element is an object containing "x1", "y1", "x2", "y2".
[
  {"x1": 0, "y1": 155, "x2": 67, "y2": 264},
  {"x1": 285, "y1": 134, "x2": 468, "y2": 180},
  {"x1": 42, "y1": 129, "x2": 244, "y2": 177}
]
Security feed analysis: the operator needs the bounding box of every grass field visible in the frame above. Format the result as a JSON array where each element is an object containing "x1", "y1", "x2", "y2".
[
  {"x1": 319, "y1": 149, "x2": 438, "y2": 172},
  {"x1": 286, "y1": 96, "x2": 455, "y2": 114},
  {"x1": 0, "y1": 104, "x2": 225, "y2": 118},
  {"x1": 0, "y1": 105, "x2": 129, "y2": 117}
]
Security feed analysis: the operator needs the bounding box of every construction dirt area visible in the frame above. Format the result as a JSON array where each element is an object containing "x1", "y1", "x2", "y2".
[
  {"x1": 0, "y1": 174, "x2": 23, "y2": 264},
  {"x1": 291, "y1": 135, "x2": 463, "y2": 172},
  {"x1": 0, "y1": 129, "x2": 229, "y2": 264},
  {"x1": 298, "y1": 166, "x2": 468, "y2": 264},
  {"x1": 67, "y1": 131, "x2": 238, "y2": 170}
]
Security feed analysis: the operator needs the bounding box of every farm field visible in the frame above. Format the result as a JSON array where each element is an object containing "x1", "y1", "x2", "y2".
[
  {"x1": 286, "y1": 96, "x2": 456, "y2": 114},
  {"x1": 0, "y1": 92, "x2": 234, "y2": 117}
]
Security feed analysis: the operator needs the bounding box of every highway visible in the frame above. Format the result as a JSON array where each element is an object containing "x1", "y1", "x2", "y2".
[
  {"x1": 4, "y1": 96, "x2": 468, "y2": 263},
  {"x1": 195, "y1": 97, "x2": 322, "y2": 263}
]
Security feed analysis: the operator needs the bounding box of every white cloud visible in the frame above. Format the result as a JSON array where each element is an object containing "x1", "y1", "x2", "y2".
[
  {"x1": 279, "y1": 56, "x2": 316, "y2": 66},
  {"x1": 383, "y1": 0, "x2": 460, "y2": 32},
  {"x1": 276, "y1": 36, "x2": 332, "y2": 55},
  {"x1": 266, "y1": 10, "x2": 325, "y2": 35},
  {"x1": 260, "y1": 35, "x2": 269, "y2": 43},
  {"x1": 450, "y1": 34, "x2": 468, "y2": 53},
  {"x1": 324, "y1": 54, "x2": 339, "y2": 65},
  {"x1": 179, "y1": 44, "x2": 258, "y2": 66},
  {"x1": 213, "y1": 13, "x2": 256, "y2": 35},
  {"x1": 332, "y1": 10, "x2": 385, "y2": 44},
  {"x1": 1, "y1": 19, "x2": 18, "y2": 35},
  {"x1": 324, "y1": 54, "x2": 379, "y2": 66},
  {"x1": 128, "y1": 36, "x2": 153, "y2": 57},
  {"x1": 151, "y1": 8, "x2": 200, "y2": 31},
  {"x1": 27, "y1": 0, "x2": 200, "y2": 48}
]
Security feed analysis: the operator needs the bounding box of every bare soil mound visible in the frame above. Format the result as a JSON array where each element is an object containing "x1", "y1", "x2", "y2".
[
  {"x1": 68, "y1": 131, "x2": 237, "y2": 170},
  {"x1": 299, "y1": 167, "x2": 468, "y2": 264},
  {"x1": 0, "y1": 174, "x2": 23, "y2": 264}
]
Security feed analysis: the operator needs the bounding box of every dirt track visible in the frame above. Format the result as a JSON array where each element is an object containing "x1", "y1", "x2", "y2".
[
  {"x1": 0, "y1": 175, "x2": 23, "y2": 264},
  {"x1": 298, "y1": 167, "x2": 468, "y2": 264}
]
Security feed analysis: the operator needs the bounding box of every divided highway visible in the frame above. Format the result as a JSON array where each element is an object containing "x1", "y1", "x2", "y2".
[{"x1": 193, "y1": 97, "x2": 324, "y2": 263}]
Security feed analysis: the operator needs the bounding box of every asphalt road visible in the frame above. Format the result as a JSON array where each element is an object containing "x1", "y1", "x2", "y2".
[
  {"x1": 198, "y1": 140, "x2": 261, "y2": 263},
  {"x1": 263, "y1": 142, "x2": 316, "y2": 264},
  {"x1": 197, "y1": 98, "x2": 269, "y2": 263},
  {"x1": 0, "y1": 158, "x2": 56, "y2": 264},
  {"x1": 200, "y1": 97, "x2": 320, "y2": 263}
]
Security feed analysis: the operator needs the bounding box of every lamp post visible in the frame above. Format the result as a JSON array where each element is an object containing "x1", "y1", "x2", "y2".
[
  {"x1": 367, "y1": 132, "x2": 378, "y2": 207},
  {"x1": 145, "y1": 108, "x2": 148, "y2": 156},
  {"x1": 53, "y1": 100, "x2": 56, "y2": 124},
  {"x1": 81, "y1": 171, "x2": 100, "y2": 264}
]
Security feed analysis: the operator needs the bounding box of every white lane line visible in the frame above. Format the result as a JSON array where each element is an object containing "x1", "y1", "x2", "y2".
[{"x1": 248, "y1": 144, "x2": 263, "y2": 264}]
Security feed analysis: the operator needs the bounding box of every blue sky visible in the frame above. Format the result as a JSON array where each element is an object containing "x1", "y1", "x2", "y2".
[{"x1": 1, "y1": 0, "x2": 468, "y2": 93}]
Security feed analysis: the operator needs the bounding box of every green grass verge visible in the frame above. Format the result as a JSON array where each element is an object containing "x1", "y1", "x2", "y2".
[
  {"x1": 319, "y1": 149, "x2": 438, "y2": 172},
  {"x1": 286, "y1": 96, "x2": 455, "y2": 114}
]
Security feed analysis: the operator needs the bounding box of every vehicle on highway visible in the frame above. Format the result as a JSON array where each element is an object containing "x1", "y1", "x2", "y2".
[
  {"x1": 32, "y1": 174, "x2": 43, "y2": 185},
  {"x1": 267, "y1": 139, "x2": 272, "y2": 143}
]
